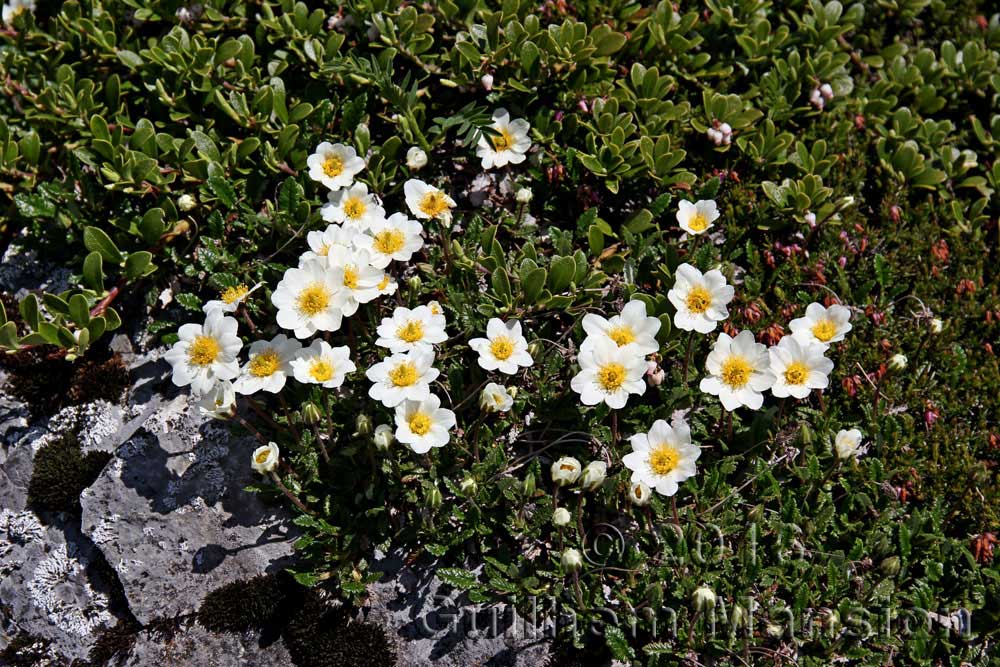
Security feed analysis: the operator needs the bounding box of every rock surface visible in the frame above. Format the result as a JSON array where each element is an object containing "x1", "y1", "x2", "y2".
[{"x1": 124, "y1": 623, "x2": 293, "y2": 667}]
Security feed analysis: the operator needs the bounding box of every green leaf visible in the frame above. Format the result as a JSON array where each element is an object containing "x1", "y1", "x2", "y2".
[
  {"x1": 14, "y1": 193, "x2": 56, "y2": 218},
  {"x1": 0, "y1": 322, "x2": 18, "y2": 350},
  {"x1": 491, "y1": 268, "x2": 512, "y2": 305},
  {"x1": 83, "y1": 252, "x2": 104, "y2": 292},
  {"x1": 139, "y1": 208, "x2": 166, "y2": 246},
  {"x1": 125, "y1": 251, "x2": 155, "y2": 280},
  {"x1": 84, "y1": 226, "x2": 123, "y2": 263},
  {"x1": 19, "y1": 294, "x2": 40, "y2": 331},
  {"x1": 207, "y1": 176, "x2": 237, "y2": 208},
  {"x1": 522, "y1": 268, "x2": 547, "y2": 304},
  {"x1": 68, "y1": 294, "x2": 91, "y2": 326},
  {"x1": 104, "y1": 307, "x2": 122, "y2": 330},
  {"x1": 548, "y1": 256, "x2": 576, "y2": 292},
  {"x1": 604, "y1": 625, "x2": 635, "y2": 661},
  {"x1": 116, "y1": 49, "x2": 144, "y2": 69}
]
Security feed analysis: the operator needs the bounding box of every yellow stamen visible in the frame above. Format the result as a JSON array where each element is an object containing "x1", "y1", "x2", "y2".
[
  {"x1": 297, "y1": 283, "x2": 330, "y2": 316},
  {"x1": 248, "y1": 349, "x2": 280, "y2": 377},
  {"x1": 720, "y1": 356, "x2": 752, "y2": 389},
  {"x1": 649, "y1": 444, "x2": 680, "y2": 475},
  {"x1": 489, "y1": 336, "x2": 514, "y2": 360},
  {"x1": 783, "y1": 361, "x2": 809, "y2": 385},
  {"x1": 597, "y1": 362, "x2": 627, "y2": 392},
  {"x1": 373, "y1": 229, "x2": 406, "y2": 255},
  {"x1": 343, "y1": 197, "x2": 366, "y2": 220},
  {"x1": 309, "y1": 359, "x2": 334, "y2": 382},
  {"x1": 255, "y1": 450, "x2": 270, "y2": 464},
  {"x1": 316, "y1": 244, "x2": 330, "y2": 257},
  {"x1": 397, "y1": 320, "x2": 425, "y2": 343},
  {"x1": 685, "y1": 286, "x2": 712, "y2": 314},
  {"x1": 812, "y1": 319, "x2": 837, "y2": 342},
  {"x1": 419, "y1": 190, "x2": 452, "y2": 218},
  {"x1": 378, "y1": 275, "x2": 391, "y2": 291},
  {"x1": 490, "y1": 128, "x2": 514, "y2": 151},
  {"x1": 343, "y1": 265, "x2": 359, "y2": 290},
  {"x1": 607, "y1": 325, "x2": 635, "y2": 347},
  {"x1": 388, "y1": 361, "x2": 418, "y2": 387},
  {"x1": 188, "y1": 336, "x2": 220, "y2": 367},
  {"x1": 221, "y1": 284, "x2": 249, "y2": 305},
  {"x1": 322, "y1": 155, "x2": 343, "y2": 178},
  {"x1": 408, "y1": 412, "x2": 432, "y2": 436},
  {"x1": 688, "y1": 213, "x2": 709, "y2": 232}
]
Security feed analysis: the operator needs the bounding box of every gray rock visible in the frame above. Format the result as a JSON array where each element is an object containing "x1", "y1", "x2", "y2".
[
  {"x1": 0, "y1": 237, "x2": 71, "y2": 298},
  {"x1": 365, "y1": 551, "x2": 553, "y2": 666},
  {"x1": 80, "y1": 357, "x2": 298, "y2": 626},
  {"x1": 125, "y1": 623, "x2": 293, "y2": 667}
]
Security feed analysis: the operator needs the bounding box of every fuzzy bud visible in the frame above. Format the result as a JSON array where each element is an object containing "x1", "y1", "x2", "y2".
[
  {"x1": 406, "y1": 146, "x2": 428, "y2": 170},
  {"x1": 301, "y1": 402, "x2": 322, "y2": 425},
  {"x1": 628, "y1": 482, "x2": 652, "y2": 506},
  {"x1": 177, "y1": 193, "x2": 197, "y2": 211},
  {"x1": 373, "y1": 424, "x2": 394, "y2": 451},
  {"x1": 516, "y1": 187, "x2": 533, "y2": 204},
  {"x1": 522, "y1": 471, "x2": 536, "y2": 497},
  {"x1": 560, "y1": 548, "x2": 583, "y2": 572},
  {"x1": 692, "y1": 586, "x2": 717, "y2": 611},
  {"x1": 578, "y1": 461, "x2": 607, "y2": 492},
  {"x1": 889, "y1": 353, "x2": 908, "y2": 371},
  {"x1": 552, "y1": 507, "x2": 572, "y2": 527},
  {"x1": 425, "y1": 486, "x2": 443, "y2": 509},
  {"x1": 551, "y1": 457, "x2": 582, "y2": 486},
  {"x1": 355, "y1": 413, "x2": 373, "y2": 437},
  {"x1": 459, "y1": 477, "x2": 478, "y2": 497}
]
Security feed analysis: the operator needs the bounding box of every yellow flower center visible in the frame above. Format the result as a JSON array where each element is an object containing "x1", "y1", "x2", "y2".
[
  {"x1": 388, "y1": 361, "x2": 418, "y2": 387},
  {"x1": 373, "y1": 229, "x2": 406, "y2": 255},
  {"x1": 607, "y1": 325, "x2": 635, "y2": 347},
  {"x1": 397, "y1": 320, "x2": 425, "y2": 343},
  {"x1": 491, "y1": 128, "x2": 514, "y2": 151},
  {"x1": 633, "y1": 485, "x2": 644, "y2": 500},
  {"x1": 783, "y1": 361, "x2": 809, "y2": 386},
  {"x1": 221, "y1": 284, "x2": 249, "y2": 305},
  {"x1": 489, "y1": 336, "x2": 514, "y2": 360},
  {"x1": 255, "y1": 450, "x2": 270, "y2": 464},
  {"x1": 188, "y1": 335, "x2": 220, "y2": 367},
  {"x1": 316, "y1": 244, "x2": 330, "y2": 257},
  {"x1": 597, "y1": 362, "x2": 627, "y2": 392},
  {"x1": 688, "y1": 213, "x2": 709, "y2": 232},
  {"x1": 322, "y1": 155, "x2": 344, "y2": 178},
  {"x1": 429, "y1": 303, "x2": 442, "y2": 315},
  {"x1": 297, "y1": 283, "x2": 330, "y2": 316},
  {"x1": 377, "y1": 275, "x2": 391, "y2": 291},
  {"x1": 419, "y1": 190, "x2": 452, "y2": 218},
  {"x1": 720, "y1": 356, "x2": 752, "y2": 389},
  {"x1": 343, "y1": 197, "x2": 366, "y2": 220},
  {"x1": 408, "y1": 412, "x2": 432, "y2": 436},
  {"x1": 248, "y1": 349, "x2": 281, "y2": 377},
  {"x1": 649, "y1": 444, "x2": 681, "y2": 475},
  {"x1": 309, "y1": 358, "x2": 334, "y2": 382},
  {"x1": 343, "y1": 265, "x2": 359, "y2": 290},
  {"x1": 685, "y1": 286, "x2": 712, "y2": 314},
  {"x1": 812, "y1": 319, "x2": 837, "y2": 342}
]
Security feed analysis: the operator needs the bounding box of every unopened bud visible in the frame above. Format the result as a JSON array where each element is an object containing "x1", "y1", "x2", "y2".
[
  {"x1": 552, "y1": 507, "x2": 571, "y2": 527},
  {"x1": 692, "y1": 586, "x2": 717, "y2": 611},
  {"x1": 459, "y1": 477, "x2": 478, "y2": 497},
  {"x1": 880, "y1": 556, "x2": 901, "y2": 576},
  {"x1": 373, "y1": 424, "x2": 394, "y2": 451},
  {"x1": 301, "y1": 402, "x2": 322, "y2": 425},
  {"x1": 425, "y1": 486, "x2": 443, "y2": 509},
  {"x1": 930, "y1": 318, "x2": 943, "y2": 334},
  {"x1": 560, "y1": 548, "x2": 583, "y2": 572},
  {"x1": 522, "y1": 471, "x2": 536, "y2": 497},
  {"x1": 177, "y1": 193, "x2": 197, "y2": 211},
  {"x1": 355, "y1": 414, "x2": 373, "y2": 437},
  {"x1": 516, "y1": 187, "x2": 533, "y2": 204},
  {"x1": 889, "y1": 353, "x2": 908, "y2": 371}
]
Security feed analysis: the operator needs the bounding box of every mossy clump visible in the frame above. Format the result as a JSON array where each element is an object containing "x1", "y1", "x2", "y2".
[
  {"x1": 196, "y1": 572, "x2": 294, "y2": 633},
  {"x1": 0, "y1": 633, "x2": 60, "y2": 667},
  {"x1": 26, "y1": 433, "x2": 111, "y2": 514},
  {"x1": 283, "y1": 590, "x2": 395, "y2": 667},
  {"x1": 88, "y1": 619, "x2": 142, "y2": 667},
  {"x1": 0, "y1": 346, "x2": 129, "y2": 417}
]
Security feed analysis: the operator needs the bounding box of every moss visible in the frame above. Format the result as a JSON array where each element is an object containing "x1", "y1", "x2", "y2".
[
  {"x1": 0, "y1": 633, "x2": 62, "y2": 666},
  {"x1": 196, "y1": 572, "x2": 292, "y2": 633},
  {"x1": 282, "y1": 590, "x2": 396, "y2": 667},
  {"x1": 0, "y1": 347, "x2": 129, "y2": 417},
  {"x1": 88, "y1": 619, "x2": 142, "y2": 667},
  {"x1": 26, "y1": 433, "x2": 111, "y2": 514},
  {"x1": 545, "y1": 639, "x2": 612, "y2": 667}
]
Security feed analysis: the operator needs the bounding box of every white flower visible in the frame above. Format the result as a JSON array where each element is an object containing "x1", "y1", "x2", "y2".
[
  {"x1": 552, "y1": 507, "x2": 571, "y2": 527},
  {"x1": 834, "y1": 428, "x2": 864, "y2": 460},
  {"x1": 394, "y1": 394, "x2": 456, "y2": 454},
  {"x1": 623, "y1": 419, "x2": 700, "y2": 496},
  {"x1": 306, "y1": 142, "x2": 365, "y2": 191},
  {"x1": 406, "y1": 146, "x2": 428, "y2": 170},
  {"x1": 326, "y1": 246, "x2": 383, "y2": 315},
  {"x1": 374, "y1": 272, "x2": 398, "y2": 297},
  {"x1": 700, "y1": 330, "x2": 775, "y2": 410},
  {"x1": 581, "y1": 300, "x2": 661, "y2": 356},
  {"x1": 320, "y1": 183, "x2": 385, "y2": 230},
  {"x1": 889, "y1": 353, "x2": 908, "y2": 371},
  {"x1": 366, "y1": 348, "x2": 440, "y2": 407},
  {"x1": 2, "y1": 0, "x2": 33, "y2": 24},
  {"x1": 579, "y1": 461, "x2": 607, "y2": 492},
  {"x1": 469, "y1": 319, "x2": 533, "y2": 375},
  {"x1": 251, "y1": 442, "x2": 279, "y2": 474},
  {"x1": 163, "y1": 309, "x2": 242, "y2": 394},
  {"x1": 177, "y1": 193, "x2": 197, "y2": 211},
  {"x1": 789, "y1": 302, "x2": 853, "y2": 347},
  {"x1": 476, "y1": 108, "x2": 531, "y2": 170},
  {"x1": 627, "y1": 482, "x2": 652, "y2": 506},
  {"x1": 271, "y1": 259, "x2": 343, "y2": 338},
  {"x1": 373, "y1": 424, "x2": 395, "y2": 451},
  {"x1": 570, "y1": 337, "x2": 647, "y2": 409},
  {"x1": 234, "y1": 334, "x2": 301, "y2": 395},
  {"x1": 516, "y1": 187, "x2": 533, "y2": 204},
  {"x1": 404, "y1": 179, "x2": 456, "y2": 222},
  {"x1": 930, "y1": 318, "x2": 943, "y2": 334},
  {"x1": 676, "y1": 199, "x2": 720, "y2": 235},
  {"x1": 693, "y1": 586, "x2": 717, "y2": 611},
  {"x1": 355, "y1": 213, "x2": 424, "y2": 269},
  {"x1": 551, "y1": 457, "x2": 582, "y2": 486},
  {"x1": 290, "y1": 339, "x2": 355, "y2": 389},
  {"x1": 203, "y1": 283, "x2": 263, "y2": 314},
  {"x1": 667, "y1": 263, "x2": 734, "y2": 334},
  {"x1": 767, "y1": 335, "x2": 834, "y2": 399},
  {"x1": 300, "y1": 224, "x2": 360, "y2": 264},
  {"x1": 196, "y1": 380, "x2": 236, "y2": 419},
  {"x1": 560, "y1": 548, "x2": 583, "y2": 572},
  {"x1": 376, "y1": 305, "x2": 448, "y2": 353},
  {"x1": 479, "y1": 382, "x2": 514, "y2": 413},
  {"x1": 427, "y1": 300, "x2": 446, "y2": 320}
]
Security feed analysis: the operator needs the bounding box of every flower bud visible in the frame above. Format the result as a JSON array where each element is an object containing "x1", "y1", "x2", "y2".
[
  {"x1": 406, "y1": 275, "x2": 422, "y2": 293},
  {"x1": 251, "y1": 442, "x2": 279, "y2": 474},
  {"x1": 719, "y1": 122, "x2": 732, "y2": 136},
  {"x1": 880, "y1": 556, "x2": 901, "y2": 576},
  {"x1": 459, "y1": 476, "x2": 478, "y2": 497},
  {"x1": 301, "y1": 402, "x2": 322, "y2": 425},
  {"x1": 480, "y1": 382, "x2": 513, "y2": 413},
  {"x1": 516, "y1": 187, "x2": 533, "y2": 204},
  {"x1": 552, "y1": 507, "x2": 571, "y2": 527},
  {"x1": 804, "y1": 211, "x2": 817, "y2": 227},
  {"x1": 177, "y1": 193, "x2": 197, "y2": 211},
  {"x1": 481, "y1": 73, "x2": 494, "y2": 91},
  {"x1": 628, "y1": 482, "x2": 651, "y2": 506},
  {"x1": 930, "y1": 318, "x2": 943, "y2": 334},
  {"x1": 834, "y1": 428, "x2": 864, "y2": 460},
  {"x1": 560, "y1": 548, "x2": 583, "y2": 572},
  {"x1": 406, "y1": 146, "x2": 428, "y2": 170},
  {"x1": 578, "y1": 461, "x2": 607, "y2": 492},
  {"x1": 355, "y1": 414, "x2": 373, "y2": 437},
  {"x1": 889, "y1": 353, "x2": 908, "y2": 371},
  {"x1": 522, "y1": 471, "x2": 536, "y2": 497},
  {"x1": 820, "y1": 83, "x2": 834, "y2": 100},
  {"x1": 692, "y1": 586, "x2": 717, "y2": 611},
  {"x1": 425, "y1": 486, "x2": 443, "y2": 509},
  {"x1": 731, "y1": 604, "x2": 749, "y2": 628},
  {"x1": 551, "y1": 457, "x2": 582, "y2": 486},
  {"x1": 527, "y1": 341, "x2": 541, "y2": 358},
  {"x1": 373, "y1": 424, "x2": 394, "y2": 451}
]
